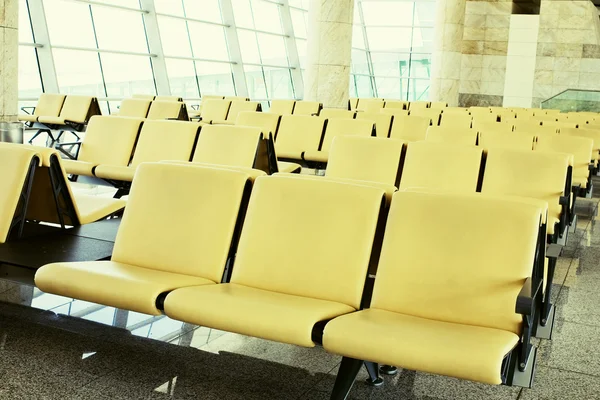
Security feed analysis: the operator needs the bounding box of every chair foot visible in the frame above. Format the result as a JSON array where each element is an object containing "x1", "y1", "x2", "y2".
[
  {"x1": 365, "y1": 377, "x2": 384, "y2": 387},
  {"x1": 379, "y1": 365, "x2": 398, "y2": 376},
  {"x1": 364, "y1": 362, "x2": 384, "y2": 387},
  {"x1": 330, "y1": 357, "x2": 363, "y2": 400}
]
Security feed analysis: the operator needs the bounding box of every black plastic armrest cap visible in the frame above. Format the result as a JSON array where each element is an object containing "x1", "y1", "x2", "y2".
[{"x1": 516, "y1": 277, "x2": 542, "y2": 316}]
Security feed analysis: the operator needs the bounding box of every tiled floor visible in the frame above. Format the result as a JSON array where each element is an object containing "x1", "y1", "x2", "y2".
[{"x1": 1, "y1": 134, "x2": 600, "y2": 399}]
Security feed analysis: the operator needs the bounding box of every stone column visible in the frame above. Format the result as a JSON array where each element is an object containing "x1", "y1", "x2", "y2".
[
  {"x1": 303, "y1": 0, "x2": 354, "y2": 109},
  {"x1": 429, "y1": 0, "x2": 465, "y2": 106},
  {"x1": 0, "y1": 0, "x2": 18, "y2": 122}
]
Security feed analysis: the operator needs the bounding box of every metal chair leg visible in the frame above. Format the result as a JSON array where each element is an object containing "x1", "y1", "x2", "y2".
[
  {"x1": 364, "y1": 362, "x2": 384, "y2": 387},
  {"x1": 330, "y1": 357, "x2": 363, "y2": 400}
]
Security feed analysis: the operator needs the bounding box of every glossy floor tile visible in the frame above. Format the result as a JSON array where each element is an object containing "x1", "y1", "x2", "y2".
[{"x1": 1, "y1": 170, "x2": 600, "y2": 399}]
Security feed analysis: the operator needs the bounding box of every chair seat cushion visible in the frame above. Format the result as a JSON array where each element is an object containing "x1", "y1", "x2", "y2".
[
  {"x1": 164, "y1": 283, "x2": 355, "y2": 347},
  {"x1": 323, "y1": 308, "x2": 519, "y2": 385},
  {"x1": 94, "y1": 165, "x2": 136, "y2": 182},
  {"x1": 35, "y1": 261, "x2": 215, "y2": 316},
  {"x1": 303, "y1": 150, "x2": 329, "y2": 163},
  {"x1": 278, "y1": 161, "x2": 301, "y2": 173},
  {"x1": 74, "y1": 194, "x2": 126, "y2": 224},
  {"x1": 37, "y1": 116, "x2": 66, "y2": 125},
  {"x1": 19, "y1": 114, "x2": 38, "y2": 123},
  {"x1": 62, "y1": 159, "x2": 96, "y2": 177}
]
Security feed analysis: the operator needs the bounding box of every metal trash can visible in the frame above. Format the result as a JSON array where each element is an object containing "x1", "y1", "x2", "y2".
[{"x1": 0, "y1": 121, "x2": 24, "y2": 143}]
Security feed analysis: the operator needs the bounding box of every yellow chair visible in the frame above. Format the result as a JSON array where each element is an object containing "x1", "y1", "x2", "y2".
[
  {"x1": 35, "y1": 163, "x2": 253, "y2": 315},
  {"x1": 408, "y1": 101, "x2": 430, "y2": 111},
  {"x1": 236, "y1": 111, "x2": 282, "y2": 140},
  {"x1": 380, "y1": 108, "x2": 409, "y2": 118},
  {"x1": 163, "y1": 175, "x2": 386, "y2": 347},
  {"x1": 355, "y1": 112, "x2": 393, "y2": 138},
  {"x1": 439, "y1": 113, "x2": 473, "y2": 129},
  {"x1": 348, "y1": 98, "x2": 359, "y2": 111},
  {"x1": 293, "y1": 101, "x2": 322, "y2": 116},
  {"x1": 211, "y1": 101, "x2": 260, "y2": 125},
  {"x1": 399, "y1": 141, "x2": 482, "y2": 192},
  {"x1": 430, "y1": 101, "x2": 448, "y2": 110},
  {"x1": 155, "y1": 95, "x2": 183, "y2": 102},
  {"x1": 513, "y1": 121, "x2": 558, "y2": 136},
  {"x1": 0, "y1": 143, "x2": 126, "y2": 227},
  {"x1": 320, "y1": 109, "x2": 356, "y2": 119},
  {"x1": 473, "y1": 120, "x2": 513, "y2": 134},
  {"x1": 536, "y1": 135, "x2": 594, "y2": 191},
  {"x1": 410, "y1": 108, "x2": 441, "y2": 125},
  {"x1": 441, "y1": 107, "x2": 470, "y2": 116},
  {"x1": 389, "y1": 115, "x2": 431, "y2": 142},
  {"x1": 33, "y1": 95, "x2": 102, "y2": 142},
  {"x1": 60, "y1": 116, "x2": 144, "y2": 178},
  {"x1": 357, "y1": 98, "x2": 385, "y2": 112},
  {"x1": 303, "y1": 118, "x2": 375, "y2": 163},
  {"x1": 224, "y1": 96, "x2": 250, "y2": 101},
  {"x1": 146, "y1": 100, "x2": 188, "y2": 121},
  {"x1": 19, "y1": 93, "x2": 66, "y2": 124},
  {"x1": 478, "y1": 132, "x2": 535, "y2": 151},
  {"x1": 194, "y1": 99, "x2": 232, "y2": 123},
  {"x1": 326, "y1": 136, "x2": 404, "y2": 198},
  {"x1": 274, "y1": 115, "x2": 326, "y2": 161},
  {"x1": 117, "y1": 99, "x2": 151, "y2": 118},
  {"x1": 561, "y1": 127, "x2": 600, "y2": 166},
  {"x1": 269, "y1": 100, "x2": 296, "y2": 115},
  {"x1": 0, "y1": 146, "x2": 40, "y2": 243},
  {"x1": 426, "y1": 126, "x2": 478, "y2": 146},
  {"x1": 93, "y1": 120, "x2": 200, "y2": 183},
  {"x1": 324, "y1": 190, "x2": 542, "y2": 396}
]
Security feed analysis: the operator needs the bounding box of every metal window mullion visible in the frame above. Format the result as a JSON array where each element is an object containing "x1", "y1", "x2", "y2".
[
  {"x1": 139, "y1": 0, "x2": 171, "y2": 95},
  {"x1": 219, "y1": 0, "x2": 249, "y2": 97},
  {"x1": 279, "y1": 0, "x2": 303, "y2": 99},
  {"x1": 357, "y1": 0, "x2": 376, "y2": 98},
  {"x1": 26, "y1": 0, "x2": 59, "y2": 93},
  {"x1": 88, "y1": 4, "x2": 110, "y2": 112},
  {"x1": 181, "y1": 0, "x2": 203, "y2": 97}
]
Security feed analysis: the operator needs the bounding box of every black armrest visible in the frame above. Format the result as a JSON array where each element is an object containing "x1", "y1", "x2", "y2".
[
  {"x1": 516, "y1": 277, "x2": 542, "y2": 316},
  {"x1": 311, "y1": 113, "x2": 319, "y2": 116},
  {"x1": 559, "y1": 195, "x2": 569, "y2": 206},
  {"x1": 190, "y1": 104, "x2": 200, "y2": 111},
  {"x1": 55, "y1": 141, "x2": 82, "y2": 160},
  {"x1": 21, "y1": 106, "x2": 35, "y2": 115},
  {"x1": 546, "y1": 243, "x2": 562, "y2": 259}
]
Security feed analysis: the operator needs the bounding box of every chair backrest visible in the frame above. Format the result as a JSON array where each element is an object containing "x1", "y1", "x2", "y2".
[
  {"x1": 399, "y1": 141, "x2": 482, "y2": 192},
  {"x1": 426, "y1": 126, "x2": 478, "y2": 146},
  {"x1": 561, "y1": 127, "x2": 600, "y2": 159},
  {"x1": 430, "y1": 101, "x2": 448, "y2": 109},
  {"x1": 201, "y1": 95, "x2": 225, "y2": 101},
  {"x1": 192, "y1": 125, "x2": 265, "y2": 170},
  {"x1": 78, "y1": 116, "x2": 144, "y2": 166},
  {"x1": 236, "y1": 111, "x2": 281, "y2": 139},
  {"x1": 326, "y1": 136, "x2": 403, "y2": 186},
  {"x1": 357, "y1": 98, "x2": 385, "y2": 112},
  {"x1": 371, "y1": 190, "x2": 541, "y2": 334},
  {"x1": 0, "y1": 147, "x2": 40, "y2": 243},
  {"x1": 536, "y1": 135, "x2": 594, "y2": 187},
  {"x1": 320, "y1": 109, "x2": 355, "y2": 119},
  {"x1": 348, "y1": 98, "x2": 359, "y2": 111},
  {"x1": 200, "y1": 99, "x2": 232, "y2": 121},
  {"x1": 439, "y1": 113, "x2": 473, "y2": 129},
  {"x1": 482, "y1": 148, "x2": 570, "y2": 224},
  {"x1": 132, "y1": 94, "x2": 156, "y2": 100},
  {"x1": 389, "y1": 115, "x2": 431, "y2": 142},
  {"x1": 514, "y1": 121, "x2": 558, "y2": 136},
  {"x1": 473, "y1": 120, "x2": 513, "y2": 134},
  {"x1": 112, "y1": 163, "x2": 251, "y2": 282},
  {"x1": 544, "y1": 121, "x2": 578, "y2": 130},
  {"x1": 292, "y1": 101, "x2": 321, "y2": 116},
  {"x1": 441, "y1": 107, "x2": 470, "y2": 116},
  {"x1": 355, "y1": 112, "x2": 393, "y2": 138},
  {"x1": 225, "y1": 101, "x2": 260, "y2": 122},
  {"x1": 408, "y1": 101, "x2": 430, "y2": 111},
  {"x1": 224, "y1": 96, "x2": 250, "y2": 101},
  {"x1": 58, "y1": 95, "x2": 96, "y2": 123},
  {"x1": 118, "y1": 99, "x2": 152, "y2": 118},
  {"x1": 34, "y1": 94, "x2": 66, "y2": 117},
  {"x1": 231, "y1": 175, "x2": 385, "y2": 309},
  {"x1": 146, "y1": 100, "x2": 187, "y2": 120},
  {"x1": 499, "y1": 111, "x2": 517, "y2": 121},
  {"x1": 380, "y1": 108, "x2": 409, "y2": 118},
  {"x1": 275, "y1": 115, "x2": 326, "y2": 158},
  {"x1": 269, "y1": 100, "x2": 295, "y2": 115},
  {"x1": 155, "y1": 96, "x2": 183, "y2": 102},
  {"x1": 478, "y1": 132, "x2": 535, "y2": 151},
  {"x1": 409, "y1": 108, "x2": 441, "y2": 125},
  {"x1": 383, "y1": 100, "x2": 409, "y2": 110},
  {"x1": 130, "y1": 120, "x2": 199, "y2": 167},
  {"x1": 320, "y1": 118, "x2": 375, "y2": 152}
]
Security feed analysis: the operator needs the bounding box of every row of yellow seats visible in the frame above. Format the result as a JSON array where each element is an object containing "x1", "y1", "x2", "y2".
[
  {"x1": 60, "y1": 116, "x2": 301, "y2": 195},
  {"x1": 0, "y1": 144, "x2": 126, "y2": 244},
  {"x1": 349, "y1": 98, "x2": 447, "y2": 112},
  {"x1": 193, "y1": 99, "x2": 323, "y2": 123},
  {"x1": 115, "y1": 98, "x2": 188, "y2": 120},
  {"x1": 34, "y1": 161, "x2": 545, "y2": 396}
]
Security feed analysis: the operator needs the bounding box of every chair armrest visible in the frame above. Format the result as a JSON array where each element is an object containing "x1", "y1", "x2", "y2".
[
  {"x1": 559, "y1": 195, "x2": 569, "y2": 206},
  {"x1": 190, "y1": 104, "x2": 200, "y2": 110},
  {"x1": 516, "y1": 277, "x2": 542, "y2": 316},
  {"x1": 546, "y1": 243, "x2": 562, "y2": 259},
  {"x1": 21, "y1": 106, "x2": 35, "y2": 115},
  {"x1": 571, "y1": 184, "x2": 581, "y2": 193}
]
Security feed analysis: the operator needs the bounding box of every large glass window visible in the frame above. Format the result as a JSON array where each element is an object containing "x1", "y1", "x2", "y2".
[{"x1": 18, "y1": 0, "x2": 43, "y2": 108}]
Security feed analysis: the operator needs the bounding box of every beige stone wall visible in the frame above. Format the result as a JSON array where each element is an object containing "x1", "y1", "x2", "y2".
[
  {"x1": 457, "y1": 0, "x2": 512, "y2": 107},
  {"x1": 0, "y1": 0, "x2": 18, "y2": 122},
  {"x1": 532, "y1": 0, "x2": 600, "y2": 107}
]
